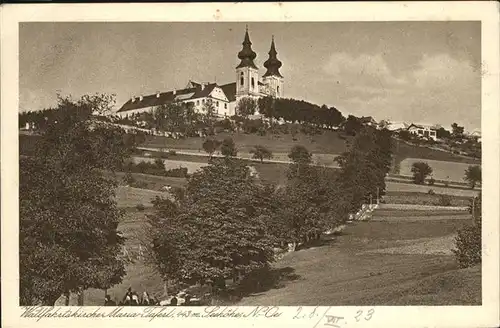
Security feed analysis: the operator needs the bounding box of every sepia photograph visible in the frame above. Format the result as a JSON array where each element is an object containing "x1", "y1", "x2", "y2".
[{"x1": 2, "y1": 2, "x2": 499, "y2": 328}]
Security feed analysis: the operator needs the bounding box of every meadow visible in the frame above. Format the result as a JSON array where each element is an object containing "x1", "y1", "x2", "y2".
[
  {"x1": 399, "y1": 158, "x2": 476, "y2": 182},
  {"x1": 75, "y1": 204, "x2": 479, "y2": 306}
]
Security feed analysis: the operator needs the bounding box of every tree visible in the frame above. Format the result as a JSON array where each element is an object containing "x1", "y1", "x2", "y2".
[
  {"x1": 250, "y1": 145, "x2": 272, "y2": 163},
  {"x1": 20, "y1": 94, "x2": 127, "y2": 306},
  {"x1": 451, "y1": 123, "x2": 465, "y2": 140},
  {"x1": 464, "y1": 165, "x2": 481, "y2": 189},
  {"x1": 202, "y1": 99, "x2": 217, "y2": 127},
  {"x1": 411, "y1": 162, "x2": 433, "y2": 184},
  {"x1": 148, "y1": 158, "x2": 277, "y2": 287},
  {"x1": 436, "y1": 127, "x2": 451, "y2": 140},
  {"x1": 453, "y1": 194, "x2": 481, "y2": 268},
  {"x1": 220, "y1": 137, "x2": 237, "y2": 157},
  {"x1": 202, "y1": 138, "x2": 221, "y2": 159},
  {"x1": 237, "y1": 97, "x2": 257, "y2": 118},
  {"x1": 288, "y1": 145, "x2": 312, "y2": 165},
  {"x1": 343, "y1": 115, "x2": 363, "y2": 136}
]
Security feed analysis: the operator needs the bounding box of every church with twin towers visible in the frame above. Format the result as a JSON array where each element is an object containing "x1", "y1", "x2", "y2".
[{"x1": 117, "y1": 26, "x2": 284, "y2": 117}]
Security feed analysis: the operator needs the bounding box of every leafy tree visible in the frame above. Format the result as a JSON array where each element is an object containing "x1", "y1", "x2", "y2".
[
  {"x1": 148, "y1": 158, "x2": 277, "y2": 287},
  {"x1": 220, "y1": 137, "x2": 237, "y2": 157},
  {"x1": 20, "y1": 94, "x2": 127, "y2": 306},
  {"x1": 288, "y1": 145, "x2": 312, "y2": 165},
  {"x1": 464, "y1": 165, "x2": 481, "y2": 189},
  {"x1": 343, "y1": 115, "x2": 363, "y2": 136},
  {"x1": 250, "y1": 145, "x2": 272, "y2": 163},
  {"x1": 453, "y1": 194, "x2": 481, "y2": 268},
  {"x1": 202, "y1": 138, "x2": 221, "y2": 159},
  {"x1": 451, "y1": 122, "x2": 465, "y2": 140},
  {"x1": 237, "y1": 97, "x2": 257, "y2": 118},
  {"x1": 436, "y1": 127, "x2": 451, "y2": 139},
  {"x1": 202, "y1": 99, "x2": 217, "y2": 127},
  {"x1": 411, "y1": 162, "x2": 433, "y2": 184}
]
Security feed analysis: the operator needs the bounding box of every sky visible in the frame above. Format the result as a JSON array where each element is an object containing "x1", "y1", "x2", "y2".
[{"x1": 19, "y1": 21, "x2": 481, "y2": 131}]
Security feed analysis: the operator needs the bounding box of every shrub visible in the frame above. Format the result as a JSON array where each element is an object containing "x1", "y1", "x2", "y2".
[
  {"x1": 136, "y1": 203, "x2": 146, "y2": 211},
  {"x1": 438, "y1": 194, "x2": 452, "y2": 206},
  {"x1": 453, "y1": 196, "x2": 481, "y2": 268},
  {"x1": 411, "y1": 162, "x2": 433, "y2": 184},
  {"x1": 164, "y1": 167, "x2": 188, "y2": 178},
  {"x1": 123, "y1": 172, "x2": 135, "y2": 185},
  {"x1": 428, "y1": 177, "x2": 435, "y2": 185},
  {"x1": 427, "y1": 189, "x2": 435, "y2": 195},
  {"x1": 168, "y1": 150, "x2": 177, "y2": 156}
]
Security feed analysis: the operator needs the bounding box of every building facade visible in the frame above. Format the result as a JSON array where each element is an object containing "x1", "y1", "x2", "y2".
[
  {"x1": 407, "y1": 123, "x2": 438, "y2": 141},
  {"x1": 116, "y1": 27, "x2": 284, "y2": 118}
]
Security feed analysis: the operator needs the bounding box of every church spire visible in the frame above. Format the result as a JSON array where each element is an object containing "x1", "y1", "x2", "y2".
[
  {"x1": 263, "y1": 35, "x2": 283, "y2": 78},
  {"x1": 236, "y1": 25, "x2": 258, "y2": 69}
]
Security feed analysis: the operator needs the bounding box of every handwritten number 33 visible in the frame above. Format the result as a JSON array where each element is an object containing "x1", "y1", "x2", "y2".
[{"x1": 355, "y1": 309, "x2": 375, "y2": 322}]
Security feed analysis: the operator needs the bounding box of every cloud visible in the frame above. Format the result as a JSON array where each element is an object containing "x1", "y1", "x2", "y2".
[
  {"x1": 321, "y1": 52, "x2": 480, "y2": 130},
  {"x1": 323, "y1": 52, "x2": 408, "y2": 89},
  {"x1": 412, "y1": 53, "x2": 479, "y2": 89}
]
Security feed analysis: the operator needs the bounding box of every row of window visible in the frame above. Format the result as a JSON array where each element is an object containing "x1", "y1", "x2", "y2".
[{"x1": 187, "y1": 99, "x2": 228, "y2": 110}]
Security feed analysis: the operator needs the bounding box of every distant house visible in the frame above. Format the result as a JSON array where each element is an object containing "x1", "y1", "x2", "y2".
[
  {"x1": 359, "y1": 116, "x2": 377, "y2": 127},
  {"x1": 469, "y1": 130, "x2": 481, "y2": 143},
  {"x1": 407, "y1": 123, "x2": 437, "y2": 141},
  {"x1": 385, "y1": 121, "x2": 409, "y2": 132}
]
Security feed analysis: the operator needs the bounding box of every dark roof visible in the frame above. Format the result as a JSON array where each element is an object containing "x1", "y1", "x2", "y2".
[
  {"x1": 359, "y1": 116, "x2": 376, "y2": 124},
  {"x1": 236, "y1": 28, "x2": 258, "y2": 70},
  {"x1": 220, "y1": 82, "x2": 237, "y2": 102},
  {"x1": 118, "y1": 82, "x2": 235, "y2": 113},
  {"x1": 263, "y1": 37, "x2": 283, "y2": 78}
]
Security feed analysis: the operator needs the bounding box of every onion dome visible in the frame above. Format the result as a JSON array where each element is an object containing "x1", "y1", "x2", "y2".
[
  {"x1": 236, "y1": 26, "x2": 258, "y2": 69},
  {"x1": 263, "y1": 36, "x2": 283, "y2": 78}
]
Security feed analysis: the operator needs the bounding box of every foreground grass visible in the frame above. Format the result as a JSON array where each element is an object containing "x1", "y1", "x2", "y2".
[
  {"x1": 78, "y1": 206, "x2": 479, "y2": 306},
  {"x1": 236, "y1": 216, "x2": 479, "y2": 306}
]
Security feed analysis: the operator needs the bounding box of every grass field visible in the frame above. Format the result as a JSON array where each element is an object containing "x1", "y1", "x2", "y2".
[
  {"x1": 236, "y1": 213, "x2": 479, "y2": 306},
  {"x1": 385, "y1": 181, "x2": 480, "y2": 198},
  {"x1": 114, "y1": 186, "x2": 167, "y2": 208},
  {"x1": 76, "y1": 205, "x2": 479, "y2": 306},
  {"x1": 383, "y1": 191, "x2": 471, "y2": 207},
  {"x1": 399, "y1": 158, "x2": 477, "y2": 182}
]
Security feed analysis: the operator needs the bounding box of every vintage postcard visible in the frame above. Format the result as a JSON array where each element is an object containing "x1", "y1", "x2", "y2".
[{"x1": 1, "y1": 2, "x2": 499, "y2": 328}]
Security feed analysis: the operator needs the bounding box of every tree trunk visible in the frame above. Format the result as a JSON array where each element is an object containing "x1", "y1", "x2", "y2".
[{"x1": 64, "y1": 290, "x2": 70, "y2": 306}]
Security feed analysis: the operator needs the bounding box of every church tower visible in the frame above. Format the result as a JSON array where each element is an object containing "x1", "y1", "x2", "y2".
[
  {"x1": 262, "y1": 36, "x2": 284, "y2": 98},
  {"x1": 236, "y1": 26, "x2": 260, "y2": 99}
]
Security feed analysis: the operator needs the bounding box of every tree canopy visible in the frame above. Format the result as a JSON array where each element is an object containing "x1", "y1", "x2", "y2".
[{"x1": 20, "y1": 94, "x2": 129, "y2": 305}]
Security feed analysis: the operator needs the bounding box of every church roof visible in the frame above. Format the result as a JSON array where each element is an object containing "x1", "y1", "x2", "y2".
[
  {"x1": 263, "y1": 36, "x2": 283, "y2": 78},
  {"x1": 236, "y1": 26, "x2": 258, "y2": 70},
  {"x1": 118, "y1": 82, "x2": 227, "y2": 113},
  {"x1": 220, "y1": 82, "x2": 237, "y2": 102}
]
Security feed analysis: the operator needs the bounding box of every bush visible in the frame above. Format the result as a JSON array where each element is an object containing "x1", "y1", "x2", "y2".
[
  {"x1": 136, "y1": 203, "x2": 146, "y2": 211},
  {"x1": 164, "y1": 167, "x2": 188, "y2": 178},
  {"x1": 123, "y1": 172, "x2": 135, "y2": 185},
  {"x1": 453, "y1": 195, "x2": 481, "y2": 268},
  {"x1": 437, "y1": 194, "x2": 452, "y2": 206},
  {"x1": 411, "y1": 162, "x2": 433, "y2": 184},
  {"x1": 428, "y1": 177, "x2": 435, "y2": 185},
  {"x1": 427, "y1": 189, "x2": 435, "y2": 195},
  {"x1": 453, "y1": 223, "x2": 481, "y2": 268},
  {"x1": 168, "y1": 150, "x2": 177, "y2": 156}
]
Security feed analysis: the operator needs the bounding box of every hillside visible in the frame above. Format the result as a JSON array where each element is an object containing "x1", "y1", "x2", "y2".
[{"x1": 20, "y1": 130, "x2": 481, "y2": 167}]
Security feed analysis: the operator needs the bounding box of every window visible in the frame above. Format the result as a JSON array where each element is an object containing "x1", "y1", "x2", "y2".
[
  {"x1": 196, "y1": 100, "x2": 200, "y2": 106},
  {"x1": 216, "y1": 101, "x2": 219, "y2": 107},
  {"x1": 277, "y1": 86, "x2": 280, "y2": 94},
  {"x1": 224, "y1": 103, "x2": 227, "y2": 109},
  {"x1": 240, "y1": 77, "x2": 244, "y2": 86},
  {"x1": 251, "y1": 77, "x2": 255, "y2": 89},
  {"x1": 424, "y1": 130, "x2": 430, "y2": 137}
]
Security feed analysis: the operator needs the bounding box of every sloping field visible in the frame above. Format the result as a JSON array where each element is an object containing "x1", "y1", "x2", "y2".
[
  {"x1": 386, "y1": 181, "x2": 480, "y2": 197},
  {"x1": 383, "y1": 191, "x2": 471, "y2": 207},
  {"x1": 237, "y1": 215, "x2": 479, "y2": 306},
  {"x1": 399, "y1": 158, "x2": 477, "y2": 182},
  {"x1": 114, "y1": 186, "x2": 167, "y2": 208},
  {"x1": 142, "y1": 130, "x2": 348, "y2": 154}
]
